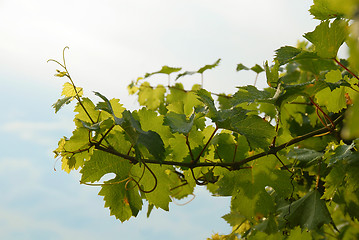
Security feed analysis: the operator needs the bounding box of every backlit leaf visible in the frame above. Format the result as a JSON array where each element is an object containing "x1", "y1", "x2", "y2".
[
  {"x1": 304, "y1": 19, "x2": 348, "y2": 59},
  {"x1": 163, "y1": 112, "x2": 195, "y2": 135},
  {"x1": 52, "y1": 96, "x2": 72, "y2": 113},
  {"x1": 62, "y1": 82, "x2": 83, "y2": 98},
  {"x1": 236, "y1": 63, "x2": 249, "y2": 71},
  {"x1": 145, "y1": 66, "x2": 182, "y2": 78},
  {"x1": 278, "y1": 190, "x2": 333, "y2": 230},
  {"x1": 309, "y1": 0, "x2": 344, "y2": 20},
  {"x1": 275, "y1": 46, "x2": 302, "y2": 66},
  {"x1": 197, "y1": 59, "x2": 221, "y2": 74}
]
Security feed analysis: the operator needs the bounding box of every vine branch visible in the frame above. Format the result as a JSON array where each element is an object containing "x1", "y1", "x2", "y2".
[{"x1": 93, "y1": 114, "x2": 343, "y2": 171}]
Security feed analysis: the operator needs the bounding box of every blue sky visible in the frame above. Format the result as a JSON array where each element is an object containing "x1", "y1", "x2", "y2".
[{"x1": 0, "y1": 1, "x2": 317, "y2": 239}]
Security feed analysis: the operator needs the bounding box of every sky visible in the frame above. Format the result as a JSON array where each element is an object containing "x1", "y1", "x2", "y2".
[{"x1": 0, "y1": 0, "x2": 318, "y2": 239}]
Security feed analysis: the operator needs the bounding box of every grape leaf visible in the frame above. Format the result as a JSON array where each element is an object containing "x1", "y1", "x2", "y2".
[
  {"x1": 74, "y1": 97, "x2": 99, "y2": 123},
  {"x1": 231, "y1": 85, "x2": 271, "y2": 106},
  {"x1": 61, "y1": 126, "x2": 92, "y2": 172},
  {"x1": 136, "y1": 108, "x2": 172, "y2": 146},
  {"x1": 248, "y1": 232, "x2": 284, "y2": 240},
  {"x1": 93, "y1": 91, "x2": 124, "y2": 124},
  {"x1": 236, "y1": 63, "x2": 249, "y2": 71},
  {"x1": 218, "y1": 156, "x2": 292, "y2": 220},
  {"x1": 309, "y1": 0, "x2": 344, "y2": 20},
  {"x1": 254, "y1": 215, "x2": 278, "y2": 235},
  {"x1": 250, "y1": 64, "x2": 264, "y2": 74},
  {"x1": 315, "y1": 70, "x2": 347, "y2": 113},
  {"x1": 217, "y1": 114, "x2": 276, "y2": 150},
  {"x1": 265, "y1": 60, "x2": 279, "y2": 87},
  {"x1": 175, "y1": 71, "x2": 196, "y2": 81},
  {"x1": 222, "y1": 211, "x2": 246, "y2": 227},
  {"x1": 167, "y1": 83, "x2": 202, "y2": 116},
  {"x1": 52, "y1": 96, "x2": 72, "y2": 113},
  {"x1": 323, "y1": 163, "x2": 346, "y2": 199},
  {"x1": 145, "y1": 66, "x2": 182, "y2": 78},
  {"x1": 99, "y1": 179, "x2": 143, "y2": 222},
  {"x1": 304, "y1": 19, "x2": 348, "y2": 59},
  {"x1": 287, "y1": 148, "x2": 323, "y2": 167},
  {"x1": 121, "y1": 110, "x2": 165, "y2": 161},
  {"x1": 138, "y1": 82, "x2": 166, "y2": 110},
  {"x1": 132, "y1": 164, "x2": 173, "y2": 211},
  {"x1": 275, "y1": 46, "x2": 302, "y2": 66},
  {"x1": 278, "y1": 190, "x2": 333, "y2": 230},
  {"x1": 80, "y1": 118, "x2": 113, "y2": 133},
  {"x1": 80, "y1": 151, "x2": 142, "y2": 222},
  {"x1": 61, "y1": 82, "x2": 83, "y2": 98},
  {"x1": 343, "y1": 97, "x2": 359, "y2": 139},
  {"x1": 163, "y1": 112, "x2": 195, "y2": 135},
  {"x1": 212, "y1": 132, "x2": 249, "y2": 163},
  {"x1": 196, "y1": 89, "x2": 218, "y2": 119},
  {"x1": 197, "y1": 58, "x2": 221, "y2": 74},
  {"x1": 286, "y1": 226, "x2": 312, "y2": 240},
  {"x1": 80, "y1": 150, "x2": 132, "y2": 183},
  {"x1": 275, "y1": 80, "x2": 328, "y2": 107}
]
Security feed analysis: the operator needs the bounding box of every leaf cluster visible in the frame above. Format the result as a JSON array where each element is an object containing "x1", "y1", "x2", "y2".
[{"x1": 50, "y1": 1, "x2": 359, "y2": 239}]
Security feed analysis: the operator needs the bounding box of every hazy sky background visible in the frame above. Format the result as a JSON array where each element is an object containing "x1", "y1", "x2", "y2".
[{"x1": 1, "y1": 0, "x2": 318, "y2": 239}]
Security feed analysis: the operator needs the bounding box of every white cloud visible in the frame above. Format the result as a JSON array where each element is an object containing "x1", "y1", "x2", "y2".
[
  {"x1": 0, "y1": 0, "x2": 317, "y2": 100},
  {"x1": 0, "y1": 120, "x2": 73, "y2": 146}
]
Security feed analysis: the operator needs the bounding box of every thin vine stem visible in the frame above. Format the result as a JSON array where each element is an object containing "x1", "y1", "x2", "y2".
[
  {"x1": 334, "y1": 58, "x2": 359, "y2": 82},
  {"x1": 193, "y1": 126, "x2": 218, "y2": 164},
  {"x1": 93, "y1": 114, "x2": 343, "y2": 171}
]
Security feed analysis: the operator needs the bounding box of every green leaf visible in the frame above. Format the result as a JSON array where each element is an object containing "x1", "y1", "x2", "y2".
[
  {"x1": 222, "y1": 212, "x2": 246, "y2": 227},
  {"x1": 323, "y1": 162, "x2": 346, "y2": 199},
  {"x1": 197, "y1": 59, "x2": 221, "y2": 74},
  {"x1": 286, "y1": 226, "x2": 312, "y2": 240},
  {"x1": 315, "y1": 70, "x2": 347, "y2": 113},
  {"x1": 278, "y1": 190, "x2": 333, "y2": 230},
  {"x1": 236, "y1": 63, "x2": 249, "y2": 71},
  {"x1": 343, "y1": 93, "x2": 359, "y2": 139},
  {"x1": 74, "y1": 97, "x2": 99, "y2": 123},
  {"x1": 254, "y1": 215, "x2": 278, "y2": 235},
  {"x1": 80, "y1": 118, "x2": 113, "y2": 132},
  {"x1": 309, "y1": 0, "x2": 344, "y2": 20},
  {"x1": 275, "y1": 80, "x2": 328, "y2": 107},
  {"x1": 147, "y1": 203, "x2": 154, "y2": 218},
  {"x1": 120, "y1": 110, "x2": 165, "y2": 161},
  {"x1": 138, "y1": 82, "x2": 166, "y2": 110},
  {"x1": 52, "y1": 96, "x2": 73, "y2": 113},
  {"x1": 250, "y1": 64, "x2": 264, "y2": 74},
  {"x1": 136, "y1": 108, "x2": 172, "y2": 146},
  {"x1": 275, "y1": 46, "x2": 302, "y2": 66},
  {"x1": 294, "y1": 52, "x2": 338, "y2": 74},
  {"x1": 231, "y1": 85, "x2": 271, "y2": 106},
  {"x1": 80, "y1": 151, "x2": 143, "y2": 222},
  {"x1": 61, "y1": 126, "x2": 92, "y2": 172},
  {"x1": 61, "y1": 82, "x2": 83, "y2": 98},
  {"x1": 212, "y1": 133, "x2": 249, "y2": 163},
  {"x1": 218, "y1": 156, "x2": 292, "y2": 220},
  {"x1": 145, "y1": 66, "x2": 182, "y2": 78},
  {"x1": 304, "y1": 19, "x2": 348, "y2": 59},
  {"x1": 94, "y1": 91, "x2": 124, "y2": 124},
  {"x1": 196, "y1": 89, "x2": 218, "y2": 119},
  {"x1": 99, "y1": 179, "x2": 143, "y2": 222},
  {"x1": 163, "y1": 112, "x2": 195, "y2": 135},
  {"x1": 175, "y1": 71, "x2": 196, "y2": 81},
  {"x1": 80, "y1": 150, "x2": 132, "y2": 183},
  {"x1": 218, "y1": 114, "x2": 276, "y2": 150},
  {"x1": 287, "y1": 148, "x2": 323, "y2": 167},
  {"x1": 55, "y1": 69, "x2": 67, "y2": 77},
  {"x1": 265, "y1": 60, "x2": 279, "y2": 88},
  {"x1": 132, "y1": 164, "x2": 173, "y2": 211},
  {"x1": 327, "y1": 142, "x2": 354, "y2": 166}
]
